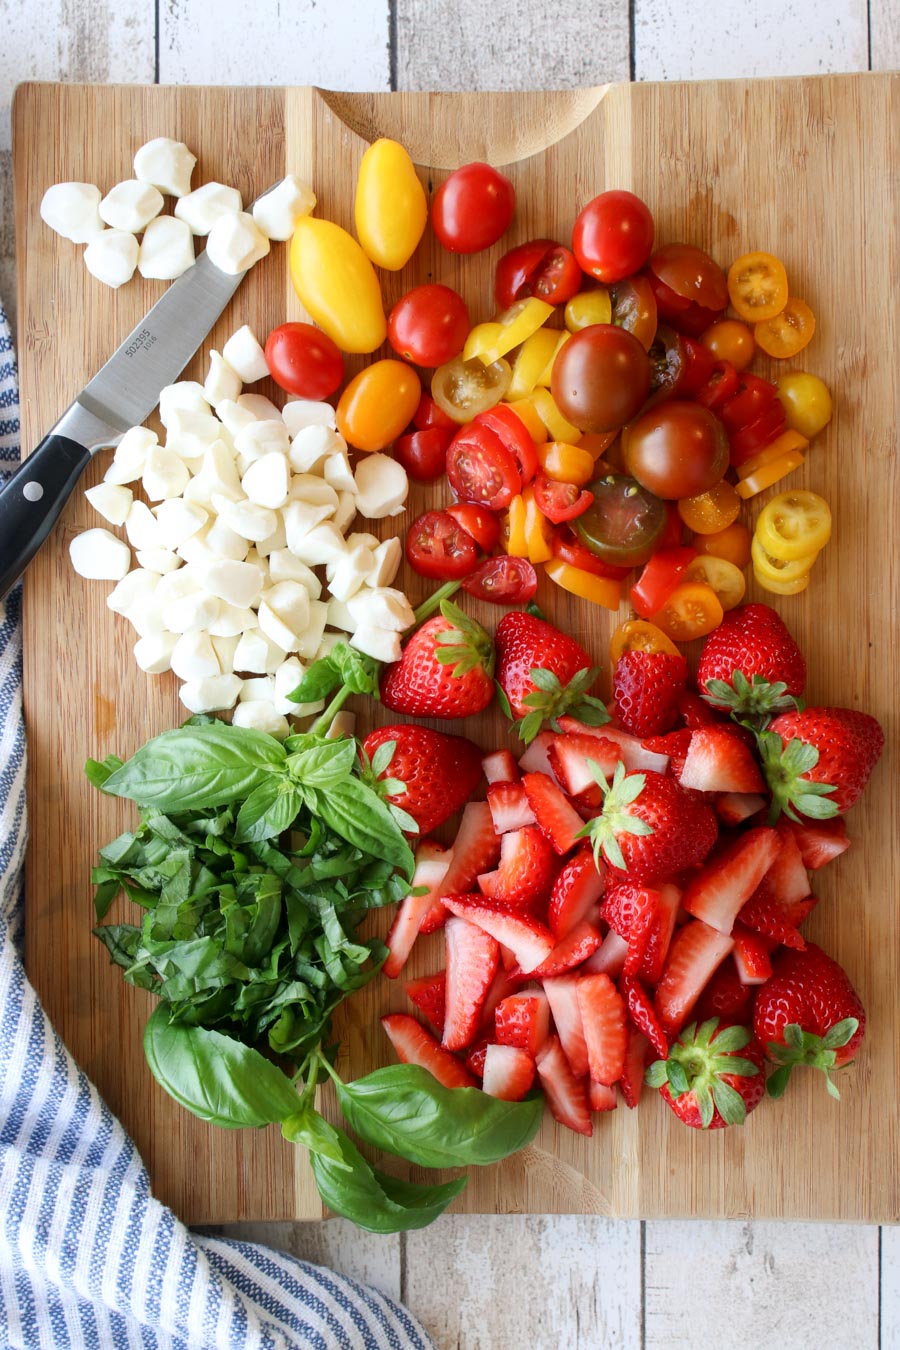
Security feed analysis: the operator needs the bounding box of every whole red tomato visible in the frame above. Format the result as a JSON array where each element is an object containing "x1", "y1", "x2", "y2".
[
  {"x1": 432, "y1": 162, "x2": 516, "y2": 254},
  {"x1": 264, "y1": 322, "x2": 344, "y2": 399},
  {"x1": 572, "y1": 190, "x2": 654, "y2": 284},
  {"x1": 387, "y1": 284, "x2": 470, "y2": 367}
]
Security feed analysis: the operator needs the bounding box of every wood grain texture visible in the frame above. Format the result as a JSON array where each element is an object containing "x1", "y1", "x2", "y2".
[{"x1": 13, "y1": 74, "x2": 900, "y2": 1226}]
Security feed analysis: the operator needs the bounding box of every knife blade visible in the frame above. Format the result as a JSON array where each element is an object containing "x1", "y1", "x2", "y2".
[{"x1": 0, "y1": 245, "x2": 251, "y2": 601}]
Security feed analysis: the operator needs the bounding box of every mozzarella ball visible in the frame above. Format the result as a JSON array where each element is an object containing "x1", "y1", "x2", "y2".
[
  {"x1": 138, "y1": 217, "x2": 196, "y2": 281},
  {"x1": 40, "y1": 182, "x2": 104, "y2": 243},
  {"x1": 174, "y1": 181, "x2": 243, "y2": 235},
  {"x1": 205, "y1": 212, "x2": 270, "y2": 275},
  {"x1": 69, "y1": 528, "x2": 131, "y2": 580},
  {"x1": 83, "y1": 230, "x2": 140, "y2": 288},
  {"x1": 222, "y1": 325, "x2": 269, "y2": 384},
  {"x1": 133, "y1": 138, "x2": 197, "y2": 198},
  {"x1": 99, "y1": 179, "x2": 164, "y2": 232},
  {"x1": 251, "y1": 175, "x2": 316, "y2": 241}
]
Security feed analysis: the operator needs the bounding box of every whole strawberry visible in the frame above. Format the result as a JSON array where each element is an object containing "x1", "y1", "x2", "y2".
[
  {"x1": 645, "y1": 1020, "x2": 767, "y2": 1128},
  {"x1": 760, "y1": 706, "x2": 884, "y2": 818},
  {"x1": 613, "y1": 650, "x2": 687, "y2": 737},
  {"x1": 580, "y1": 761, "x2": 718, "y2": 884},
  {"x1": 753, "y1": 944, "x2": 866, "y2": 1098},
  {"x1": 698, "y1": 603, "x2": 806, "y2": 720},
  {"x1": 495, "y1": 612, "x2": 606, "y2": 744},
  {"x1": 362, "y1": 725, "x2": 483, "y2": 836},
  {"x1": 380, "y1": 600, "x2": 495, "y2": 719}
]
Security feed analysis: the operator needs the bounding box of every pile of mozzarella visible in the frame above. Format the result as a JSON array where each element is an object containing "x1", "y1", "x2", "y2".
[
  {"x1": 70, "y1": 325, "x2": 413, "y2": 739},
  {"x1": 40, "y1": 137, "x2": 315, "y2": 287}
]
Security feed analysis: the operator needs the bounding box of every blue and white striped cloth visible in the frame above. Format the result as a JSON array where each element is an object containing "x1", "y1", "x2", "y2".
[{"x1": 0, "y1": 306, "x2": 434, "y2": 1350}]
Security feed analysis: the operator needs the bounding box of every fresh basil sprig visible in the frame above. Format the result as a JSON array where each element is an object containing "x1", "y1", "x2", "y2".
[{"x1": 309, "y1": 1130, "x2": 466, "y2": 1235}]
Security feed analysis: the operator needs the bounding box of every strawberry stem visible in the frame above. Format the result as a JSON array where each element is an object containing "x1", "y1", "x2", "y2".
[
  {"x1": 765, "y1": 1018, "x2": 858, "y2": 1100},
  {"x1": 646, "y1": 1019, "x2": 758, "y2": 1128}
]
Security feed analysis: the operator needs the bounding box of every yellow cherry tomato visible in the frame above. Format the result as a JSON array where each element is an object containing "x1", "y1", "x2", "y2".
[
  {"x1": 536, "y1": 441, "x2": 595, "y2": 486},
  {"x1": 523, "y1": 486, "x2": 554, "y2": 563},
  {"x1": 735, "y1": 449, "x2": 805, "y2": 499},
  {"x1": 290, "y1": 217, "x2": 386, "y2": 354},
  {"x1": 755, "y1": 489, "x2": 832, "y2": 561},
  {"x1": 750, "y1": 533, "x2": 819, "y2": 584},
  {"x1": 354, "y1": 138, "x2": 427, "y2": 271},
  {"x1": 727, "y1": 251, "x2": 789, "y2": 322},
  {"x1": 508, "y1": 328, "x2": 561, "y2": 399},
  {"x1": 752, "y1": 569, "x2": 811, "y2": 597},
  {"x1": 545, "y1": 559, "x2": 622, "y2": 610},
  {"x1": 527, "y1": 388, "x2": 582, "y2": 444},
  {"x1": 609, "y1": 619, "x2": 681, "y2": 662},
  {"x1": 684, "y1": 555, "x2": 746, "y2": 611},
  {"x1": 700, "y1": 319, "x2": 756, "y2": 371},
  {"x1": 651, "y1": 581, "x2": 724, "y2": 642},
  {"x1": 431, "y1": 356, "x2": 511, "y2": 424},
  {"x1": 754, "y1": 297, "x2": 816, "y2": 359},
  {"x1": 565, "y1": 289, "x2": 612, "y2": 332},
  {"x1": 677, "y1": 480, "x2": 742, "y2": 534},
  {"x1": 336, "y1": 359, "x2": 421, "y2": 452},
  {"x1": 736, "y1": 429, "x2": 809, "y2": 480},
  {"x1": 691, "y1": 521, "x2": 752, "y2": 570},
  {"x1": 505, "y1": 494, "x2": 528, "y2": 556},
  {"x1": 776, "y1": 372, "x2": 833, "y2": 439},
  {"x1": 537, "y1": 331, "x2": 571, "y2": 386}
]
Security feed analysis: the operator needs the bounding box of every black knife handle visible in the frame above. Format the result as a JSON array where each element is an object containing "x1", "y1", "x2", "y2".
[{"x1": 0, "y1": 434, "x2": 92, "y2": 600}]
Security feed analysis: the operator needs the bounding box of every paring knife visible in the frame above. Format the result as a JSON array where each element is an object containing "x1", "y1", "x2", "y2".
[{"x1": 0, "y1": 247, "x2": 251, "y2": 600}]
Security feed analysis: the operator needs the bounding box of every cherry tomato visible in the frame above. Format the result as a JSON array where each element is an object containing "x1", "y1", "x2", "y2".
[
  {"x1": 432, "y1": 162, "x2": 516, "y2": 254},
  {"x1": 393, "y1": 427, "x2": 454, "y2": 482},
  {"x1": 431, "y1": 355, "x2": 512, "y2": 423},
  {"x1": 644, "y1": 270, "x2": 722, "y2": 337},
  {"x1": 290, "y1": 217, "x2": 386, "y2": 354},
  {"x1": 728, "y1": 401, "x2": 788, "y2": 463},
  {"x1": 650, "y1": 244, "x2": 728, "y2": 312},
  {"x1": 736, "y1": 430, "x2": 809, "y2": 482},
  {"x1": 727, "y1": 251, "x2": 789, "y2": 322},
  {"x1": 495, "y1": 239, "x2": 581, "y2": 308},
  {"x1": 447, "y1": 502, "x2": 501, "y2": 553},
  {"x1": 776, "y1": 372, "x2": 833, "y2": 439},
  {"x1": 659, "y1": 500, "x2": 684, "y2": 550},
  {"x1": 630, "y1": 546, "x2": 698, "y2": 619},
  {"x1": 354, "y1": 138, "x2": 427, "y2": 271},
  {"x1": 413, "y1": 392, "x2": 457, "y2": 431},
  {"x1": 678, "y1": 336, "x2": 717, "y2": 397},
  {"x1": 565, "y1": 289, "x2": 612, "y2": 331},
  {"x1": 719, "y1": 373, "x2": 778, "y2": 434},
  {"x1": 264, "y1": 322, "x2": 344, "y2": 400},
  {"x1": 610, "y1": 275, "x2": 658, "y2": 352},
  {"x1": 532, "y1": 473, "x2": 594, "y2": 524},
  {"x1": 692, "y1": 521, "x2": 752, "y2": 570},
  {"x1": 676, "y1": 480, "x2": 741, "y2": 534},
  {"x1": 551, "y1": 325, "x2": 650, "y2": 433},
  {"x1": 336, "y1": 359, "x2": 421, "y2": 452},
  {"x1": 645, "y1": 325, "x2": 686, "y2": 407},
  {"x1": 462, "y1": 555, "x2": 538, "y2": 605},
  {"x1": 551, "y1": 526, "x2": 632, "y2": 579},
  {"x1": 478, "y1": 404, "x2": 539, "y2": 484},
  {"x1": 406, "y1": 510, "x2": 479, "y2": 581},
  {"x1": 735, "y1": 448, "x2": 806, "y2": 499},
  {"x1": 695, "y1": 360, "x2": 740, "y2": 411},
  {"x1": 651, "y1": 581, "x2": 724, "y2": 642},
  {"x1": 622, "y1": 402, "x2": 729, "y2": 500},
  {"x1": 754, "y1": 298, "x2": 816, "y2": 359},
  {"x1": 446, "y1": 423, "x2": 521, "y2": 510},
  {"x1": 750, "y1": 534, "x2": 819, "y2": 585},
  {"x1": 684, "y1": 555, "x2": 746, "y2": 611},
  {"x1": 573, "y1": 473, "x2": 667, "y2": 568},
  {"x1": 572, "y1": 190, "x2": 655, "y2": 284},
  {"x1": 536, "y1": 440, "x2": 595, "y2": 485},
  {"x1": 609, "y1": 618, "x2": 681, "y2": 661},
  {"x1": 701, "y1": 319, "x2": 755, "y2": 372},
  {"x1": 387, "y1": 284, "x2": 470, "y2": 367},
  {"x1": 755, "y1": 489, "x2": 832, "y2": 561}
]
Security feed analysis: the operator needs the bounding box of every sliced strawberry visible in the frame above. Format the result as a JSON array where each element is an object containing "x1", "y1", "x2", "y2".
[
  {"x1": 480, "y1": 963, "x2": 520, "y2": 1031},
  {"x1": 443, "y1": 895, "x2": 555, "y2": 974},
  {"x1": 526, "y1": 921, "x2": 603, "y2": 980},
  {"x1": 788, "y1": 816, "x2": 850, "y2": 870},
  {"x1": 517, "y1": 730, "x2": 558, "y2": 778},
  {"x1": 577, "y1": 973, "x2": 628, "y2": 1086},
  {"x1": 548, "y1": 733, "x2": 624, "y2": 797},
  {"x1": 582, "y1": 928, "x2": 629, "y2": 978},
  {"x1": 482, "y1": 749, "x2": 520, "y2": 784},
  {"x1": 763, "y1": 823, "x2": 812, "y2": 905},
  {"x1": 619, "y1": 1028, "x2": 650, "y2": 1109},
  {"x1": 558, "y1": 718, "x2": 669, "y2": 773},
  {"x1": 381, "y1": 1013, "x2": 477, "y2": 1089},
  {"x1": 487, "y1": 781, "x2": 537, "y2": 834},
  {"x1": 621, "y1": 974, "x2": 669, "y2": 1059},
  {"x1": 478, "y1": 824, "x2": 556, "y2": 911},
  {"x1": 682, "y1": 827, "x2": 781, "y2": 935},
  {"x1": 495, "y1": 991, "x2": 551, "y2": 1058},
  {"x1": 677, "y1": 690, "x2": 723, "y2": 728},
  {"x1": 535, "y1": 1035, "x2": 593, "y2": 1136},
  {"x1": 783, "y1": 894, "x2": 818, "y2": 928},
  {"x1": 589, "y1": 1078, "x2": 618, "y2": 1112},
  {"x1": 716, "y1": 792, "x2": 767, "y2": 826},
  {"x1": 542, "y1": 972, "x2": 589, "y2": 1076},
  {"x1": 443, "y1": 917, "x2": 500, "y2": 1052},
  {"x1": 737, "y1": 888, "x2": 807, "y2": 951},
  {"x1": 732, "y1": 924, "x2": 773, "y2": 985},
  {"x1": 694, "y1": 959, "x2": 754, "y2": 1023},
  {"x1": 601, "y1": 880, "x2": 659, "y2": 973},
  {"x1": 383, "y1": 843, "x2": 451, "y2": 977},
  {"x1": 548, "y1": 847, "x2": 607, "y2": 939},
  {"x1": 639, "y1": 882, "x2": 682, "y2": 985},
  {"x1": 678, "y1": 727, "x2": 764, "y2": 795},
  {"x1": 465, "y1": 1036, "x2": 491, "y2": 1079},
  {"x1": 482, "y1": 1043, "x2": 536, "y2": 1101},
  {"x1": 642, "y1": 729, "x2": 692, "y2": 780},
  {"x1": 654, "y1": 920, "x2": 735, "y2": 1037},
  {"x1": 520, "y1": 773, "x2": 585, "y2": 855},
  {"x1": 404, "y1": 970, "x2": 446, "y2": 1034},
  {"x1": 421, "y1": 801, "x2": 500, "y2": 933}
]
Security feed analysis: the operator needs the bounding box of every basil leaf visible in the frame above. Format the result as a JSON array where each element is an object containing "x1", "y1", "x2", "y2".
[
  {"x1": 287, "y1": 739, "x2": 357, "y2": 789},
  {"x1": 314, "y1": 778, "x2": 414, "y2": 878},
  {"x1": 143, "y1": 1007, "x2": 299, "y2": 1128},
  {"x1": 104, "y1": 724, "x2": 286, "y2": 810},
  {"x1": 329, "y1": 642, "x2": 381, "y2": 696},
  {"x1": 287, "y1": 656, "x2": 339, "y2": 703},
  {"x1": 235, "y1": 777, "x2": 303, "y2": 842},
  {"x1": 281, "y1": 1104, "x2": 352, "y2": 1170},
  {"x1": 336, "y1": 1065, "x2": 544, "y2": 1168},
  {"x1": 309, "y1": 1124, "x2": 466, "y2": 1233},
  {"x1": 85, "y1": 754, "x2": 125, "y2": 790}
]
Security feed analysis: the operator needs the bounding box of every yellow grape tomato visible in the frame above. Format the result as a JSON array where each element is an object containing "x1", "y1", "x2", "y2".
[
  {"x1": 290, "y1": 217, "x2": 386, "y2": 354},
  {"x1": 355, "y1": 138, "x2": 427, "y2": 272},
  {"x1": 565, "y1": 289, "x2": 612, "y2": 332}
]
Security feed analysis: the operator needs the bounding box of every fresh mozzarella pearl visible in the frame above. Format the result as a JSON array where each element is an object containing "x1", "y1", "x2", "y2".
[
  {"x1": 138, "y1": 216, "x2": 195, "y2": 280},
  {"x1": 174, "y1": 182, "x2": 243, "y2": 236},
  {"x1": 354, "y1": 454, "x2": 408, "y2": 519},
  {"x1": 231, "y1": 700, "x2": 290, "y2": 740},
  {"x1": 204, "y1": 351, "x2": 242, "y2": 406},
  {"x1": 251, "y1": 175, "x2": 316, "y2": 241},
  {"x1": 222, "y1": 325, "x2": 269, "y2": 383},
  {"x1": 40, "y1": 182, "x2": 104, "y2": 243},
  {"x1": 84, "y1": 230, "x2": 140, "y2": 288},
  {"x1": 178, "y1": 674, "x2": 242, "y2": 715},
  {"x1": 133, "y1": 632, "x2": 178, "y2": 675},
  {"x1": 133, "y1": 137, "x2": 197, "y2": 198},
  {"x1": 69, "y1": 529, "x2": 131, "y2": 581},
  {"x1": 350, "y1": 625, "x2": 402, "y2": 664},
  {"x1": 99, "y1": 179, "x2": 164, "y2": 232},
  {"x1": 205, "y1": 211, "x2": 270, "y2": 275},
  {"x1": 104, "y1": 426, "x2": 158, "y2": 486},
  {"x1": 85, "y1": 483, "x2": 133, "y2": 526}
]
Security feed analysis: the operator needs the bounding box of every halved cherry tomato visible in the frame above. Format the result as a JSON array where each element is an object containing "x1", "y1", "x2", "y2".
[
  {"x1": 677, "y1": 480, "x2": 741, "y2": 534},
  {"x1": 466, "y1": 298, "x2": 555, "y2": 365},
  {"x1": 573, "y1": 473, "x2": 667, "y2": 568},
  {"x1": 719, "y1": 373, "x2": 779, "y2": 434},
  {"x1": 387, "y1": 284, "x2": 470, "y2": 367},
  {"x1": 776, "y1": 372, "x2": 832, "y2": 438},
  {"x1": 551, "y1": 526, "x2": 632, "y2": 580},
  {"x1": 678, "y1": 336, "x2": 717, "y2": 397},
  {"x1": 651, "y1": 581, "x2": 724, "y2": 642},
  {"x1": 432, "y1": 162, "x2": 516, "y2": 254},
  {"x1": 565, "y1": 289, "x2": 613, "y2": 331},
  {"x1": 500, "y1": 397, "x2": 547, "y2": 444},
  {"x1": 727, "y1": 251, "x2": 789, "y2": 322},
  {"x1": 736, "y1": 428, "x2": 809, "y2": 480},
  {"x1": 695, "y1": 360, "x2": 740, "y2": 411},
  {"x1": 462, "y1": 555, "x2": 538, "y2": 604},
  {"x1": 478, "y1": 405, "x2": 539, "y2": 484},
  {"x1": 684, "y1": 555, "x2": 746, "y2": 611},
  {"x1": 406, "y1": 510, "x2": 479, "y2": 581},
  {"x1": 533, "y1": 473, "x2": 594, "y2": 524},
  {"x1": 701, "y1": 319, "x2": 755, "y2": 371},
  {"x1": 750, "y1": 534, "x2": 819, "y2": 585},
  {"x1": 413, "y1": 392, "x2": 457, "y2": 430},
  {"x1": 336, "y1": 359, "x2": 421, "y2": 452},
  {"x1": 544, "y1": 559, "x2": 622, "y2": 610},
  {"x1": 446, "y1": 422, "x2": 521, "y2": 510},
  {"x1": 610, "y1": 276, "x2": 658, "y2": 352},
  {"x1": 393, "y1": 427, "x2": 454, "y2": 482},
  {"x1": 609, "y1": 618, "x2": 681, "y2": 661},
  {"x1": 651, "y1": 243, "x2": 729, "y2": 312},
  {"x1": 264, "y1": 322, "x2": 344, "y2": 400},
  {"x1": 536, "y1": 440, "x2": 595, "y2": 485},
  {"x1": 728, "y1": 401, "x2": 788, "y2": 463},
  {"x1": 645, "y1": 325, "x2": 686, "y2": 407},
  {"x1": 630, "y1": 546, "x2": 698, "y2": 619},
  {"x1": 692, "y1": 521, "x2": 752, "y2": 569},
  {"x1": 527, "y1": 388, "x2": 583, "y2": 444},
  {"x1": 754, "y1": 298, "x2": 816, "y2": 359},
  {"x1": 572, "y1": 190, "x2": 655, "y2": 284},
  {"x1": 447, "y1": 502, "x2": 501, "y2": 553},
  {"x1": 645, "y1": 269, "x2": 723, "y2": 337},
  {"x1": 495, "y1": 239, "x2": 581, "y2": 308},
  {"x1": 735, "y1": 449, "x2": 805, "y2": 499},
  {"x1": 752, "y1": 570, "x2": 811, "y2": 596},
  {"x1": 754, "y1": 490, "x2": 832, "y2": 561},
  {"x1": 431, "y1": 355, "x2": 512, "y2": 423}
]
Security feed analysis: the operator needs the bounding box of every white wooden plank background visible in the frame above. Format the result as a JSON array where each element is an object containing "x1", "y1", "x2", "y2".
[{"x1": 2, "y1": 1, "x2": 898, "y2": 1345}]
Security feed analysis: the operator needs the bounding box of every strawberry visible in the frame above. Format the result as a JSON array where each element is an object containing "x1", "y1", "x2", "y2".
[
  {"x1": 753, "y1": 944, "x2": 866, "y2": 1098},
  {"x1": 535, "y1": 1035, "x2": 593, "y2": 1136},
  {"x1": 482, "y1": 1043, "x2": 535, "y2": 1101},
  {"x1": 521, "y1": 772, "x2": 585, "y2": 854},
  {"x1": 380, "y1": 599, "x2": 495, "y2": 719},
  {"x1": 577, "y1": 973, "x2": 628, "y2": 1085},
  {"x1": 677, "y1": 691, "x2": 724, "y2": 729},
  {"x1": 420, "y1": 801, "x2": 500, "y2": 933},
  {"x1": 697, "y1": 603, "x2": 807, "y2": 719},
  {"x1": 478, "y1": 825, "x2": 556, "y2": 912},
  {"x1": 465, "y1": 1037, "x2": 492, "y2": 1079},
  {"x1": 559, "y1": 719, "x2": 671, "y2": 773},
  {"x1": 694, "y1": 960, "x2": 754, "y2": 1024},
  {"x1": 788, "y1": 816, "x2": 850, "y2": 869},
  {"x1": 646, "y1": 1020, "x2": 767, "y2": 1128},
  {"x1": 542, "y1": 973, "x2": 589, "y2": 1077},
  {"x1": 442, "y1": 895, "x2": 555, "y2": 974},
  {"x1": 589, "y1": 1078, "x2": 619, "y2": 1112},
  {"x1": 480, "y1": 963, "x2": 520, "y2": 1031},
  {"x1": 579, "y1": 761, "x2": 719, "y2": 885},
  {"x1": 548, "y1": 733, "x2": 623, "y2": 801},
  {"x1": 548, "y1": 847, "x2": 607, "y2": 939},
  {"x1": 621, "y1": 974, "x2": 669, "y2": 1059},
  {"x1": 383, "y1": 842, "x2": 451, "y2": 978},
  {"x1": 682, "y1": 827, "x2": 781, "y2": 935},
  {"x1": 737, "y1": 823, "x2": 812, "y2": 950},
  {"x1": 641, "y1": 729, "x2": 692, "y2": 780},
  {"x1": 362, "y1": 724, "x2": 483, "y2": 836},
  {"x1": 583, "y1": 928, "x2": 629, "y2": 979},
  {"x1": 654, "y1": 919, "x2": 735, "y2": 1037},
  {"x1": 737, "y1": 888, "x2": 807, "y2": 951},
  {"x1": 517, "y1": 730, "x2": 558, "y2": 777},
  {"x1": 732, "y1": 925, "x2": 773, "y2": 985},
  {"x1": 760, "y1": 707, "x2": 884, "y2": 819},
  {"x1": 601, "y1": 881, "x2": 659, "y2": 976},
  {"x1": 639, "y1": 882, "x2": 682, "y2": 985},
  {"x1": 525, "y1": 921, "x2": 603, "y2": 980},
  {"x1": 404, "y1": 970, "x2": 446, "y2": 1034},
  {"x1": 443, "y1": 917, "x2": 500, "y2": 1051},
  {"x1": 481, "y1": 749, "x2": 519, "y2": 784},
  {"x1": 619, "y1": 1028, "x2": 650, "y2": 1109},
  {"x1": 381, "y1": 1013, "x2": 477, "y2": 1089},
  {"x1": 495, "y1": 991, "x2": 551, "y2": 1058},
  {"x1": 716, "y1": 792, "x2": 767, "y2": 826},
  {"x1": 612, "y1": 650, "x2": 688, "y2": 737},
  {"x1": 487, "y1": 781, "x2": 536, "y2": 834},
  {"x1": 495, "y1": 612, "x2": 607, "y2": 744},
  {"x1": 678, "y1": 727, "x2": 764, "y2": 795}
]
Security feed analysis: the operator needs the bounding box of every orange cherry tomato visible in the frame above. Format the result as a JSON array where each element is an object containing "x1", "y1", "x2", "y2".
[
  {"x1": 336, "y1": 359, "x2": 421, "y2": 452},
  {"x1": 736, "y1": 428, "x2": 809, "y2": 480},
  {"x1": 754, "y1": 298, "x2": 816, "y2": 359},
  {"x1": 677, "y1": 480, "x2": 742, "y2": 534},
  {"x1": 735, "y1": 448, "x2": 805, "y2": 499},
  {"x1": 691, "y1": 521, "x2": 752, "y2": 570},
  {"x1": 651, "y1": 581, "x2": 724, "y2": 642},
  {"x1": 609, "y1": 618, "x2": 681, "y2": 662},
  {"x1": 700, "y1": 319, "x2": 755, "y2": 372},
  {"x1": 536, "y1": 441, "x2": 595, "y2": 485},
  {"x1": 684, "y1": 555, "x2": 746, "y2": 611},
  {"x1": 727, "y1": 251, "x2": 789, "y2": 322}
]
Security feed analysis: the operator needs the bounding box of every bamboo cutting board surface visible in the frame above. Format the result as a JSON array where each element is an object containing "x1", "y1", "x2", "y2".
[{"x1": 13, "y1": 76, "x2": 899, "y2": 1224}]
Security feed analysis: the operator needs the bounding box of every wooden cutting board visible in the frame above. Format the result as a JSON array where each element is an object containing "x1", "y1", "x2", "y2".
[{"x1": 13, "y1": 76, "x2": 899, "y2": 1224}]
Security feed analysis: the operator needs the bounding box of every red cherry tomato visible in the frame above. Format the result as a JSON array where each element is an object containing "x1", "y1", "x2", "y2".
[
  {"x1": 413, "y1": 392, "x2": 457, "y2": 431},
  {"x1": 477, "y1": 405, "x2": 539, "y2": 484},
  {"x1": 387, "y1": 284, "x2": 470, "y2": 368},
  {"x1": 630, "y1": 546, "x2": 698, "y2": 618},
  {"x1": 572, "y1": 190, "x2": 654, "y2": 284},
  {"x1": 728, "y1": 401, "x2": 788, "y2": 463},
  {"x1": 264, "y1": 322, "x2": 344, "y2": 399},
  {"x1": 432, "y1": 162, "x2": 516, "y2": 254},
  {"x1": 495, "y1": 239, "x2": 581, "y2": 309},
  {"x1": 461, "y1": 555, "x2": 538, "y2": 605},
  {"x1": 533, "y1": 473, "x2": 594, "y2": 524},
  {"x1": 678, "y1": 336, "x2": 717, "y2": 397},
  {"x1": 645, "y1": 271, "x2": 723, "y2": 338},
  {"x1": 622, "y1": 401, "x2": 730, "y2": 500},
  {"x1": 719, "y1": 374, "x2": 779, "y2": 434},
  {"x1": 650, "y1": 244, "x2": 728, "y2": 312},
  {"x1": 447, "y1": 502, "x2": 501, "y2": 553},
  {"x1": 393, "y1": 427, "x2": 454, "y2": 482},
  {"x1": 695, "y1": 360, "x2": 740, "y2": 411},
  {"x1": 659, "y1": 501, "x2": 685, "y2": 550},
  {"x1": 446, "y1": 424, "x2": 522, "y2": 510},
  {"x1": 405, "y1": 509, "x2": 479, "y2": 581},
  {"x1": 551, "y1": 526, "x2": 632, "y2": 580}
]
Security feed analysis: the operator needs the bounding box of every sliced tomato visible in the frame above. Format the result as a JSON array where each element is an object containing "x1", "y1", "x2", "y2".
[
  {"x1": 645, "y1": 325, "x2": 686, "y2": 408},
  {"x1": 651, "y1": 580, "x2": 724, "y2": 642},
  {"x1": 477, "y1": 405, "x2": 539, "y2": 484},
  {"x1": 644, "y1": 271, "x2": 722, "y2": 337},
  {"x1": 405, "y1": 510, "x2": 479, "y2": 581},
  {"x1": 461, "y1": 555, "x2": 538, "y2": 604},
  {"x1": 446, "y1": 423, "x2": 522, "y2": 510},
  {"x1": 678, "y1": 337, "x2": 717, "y2": 397},
  {"x1": 431, "y1": 355, "x2": 512, "y2": 423},
  {"x1": 610, "y1": 275, "x2": 658, "y2": 352},
  {"x1": 551, "y1": 526, "x2": 632, "y2": 580},
  {"x1": 496, "y1": 239, "x2": 565, "y2": 308},
  {"x1": 446, "y1": 502, "x2": 501, "y2": 553},
  {"x1": 413, "y1": 391, "x2": 457, "y2": 431},
  {"x1": 659, "y1": 501, "x2": 684, "y2": 551},
  {"x1": 650, "y1": 244, "x2": 729, "y2": 312},
  {"x1": 695, "y1": 360, "x2": 740, "y2": 411},
  {"x1": 754, "y1": 298, "x2": 816, "y2": 359},
  {"x1": 532, "y1": 473, "x2": 593, "y2": 524},
  {"x1": 727, "y1": 251, "x2": 789, "y2": 323},
  {"x1": 630, "y1": 546, "x2": 698, "y2": 619},
  {"x1": 729, "y1": 401, "x2": 788, "y2": 464},
  {"x1": 393, "y1": 427, "x2": 454, "y2": 482},
  {"x1": 719, "y1": 374, "x2": 778, "y2": 434}
]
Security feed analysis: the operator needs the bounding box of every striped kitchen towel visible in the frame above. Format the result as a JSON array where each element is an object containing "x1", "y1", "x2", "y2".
[{"x1": 0, "y1": 306, "x2": 434, "y2": 1350}]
